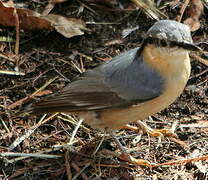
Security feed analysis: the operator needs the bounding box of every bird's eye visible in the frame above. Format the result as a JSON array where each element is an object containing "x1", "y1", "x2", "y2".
[{"x1": 159, "y1": 39, "x2": 168, "y2": 47}]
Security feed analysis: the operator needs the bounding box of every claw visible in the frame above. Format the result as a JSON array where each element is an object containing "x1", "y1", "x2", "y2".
[{"x1": 122, "y1": 121, "x2": 177, "y2": 138}]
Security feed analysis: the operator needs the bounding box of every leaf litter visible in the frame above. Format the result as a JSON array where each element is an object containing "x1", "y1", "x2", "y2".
[{"x1": 0, "y1": 0, "x2": 207, "y2": 179}]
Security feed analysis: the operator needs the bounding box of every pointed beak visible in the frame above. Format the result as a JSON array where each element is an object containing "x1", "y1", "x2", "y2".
[{"x1": 182, "y1": 42, "x2": 202, "y2": 52}]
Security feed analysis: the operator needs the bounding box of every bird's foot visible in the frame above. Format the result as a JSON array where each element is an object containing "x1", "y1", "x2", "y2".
[
  {"x1": 148, "y1": 128, "x2": 177, "y2": 138},
  {"x1": 122, "y1": 120, "x2": 177, "y2": 138}
]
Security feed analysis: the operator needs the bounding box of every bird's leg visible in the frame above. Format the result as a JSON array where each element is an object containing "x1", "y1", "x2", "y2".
[
  {"x1": 122, "y1": 120, "x2": 177, "y2": 138},
  {"x1": 108, "y1": 131, "x2": 154, "y2": 167}
]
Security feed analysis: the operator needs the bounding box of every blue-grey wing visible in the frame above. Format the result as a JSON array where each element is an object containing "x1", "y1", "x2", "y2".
[
  {"x1": 103, "y1": 48, "x2": 164, "y2": 101},
  {"x1": 32, "y1": 48, "x2": 165, "y2": 113}
]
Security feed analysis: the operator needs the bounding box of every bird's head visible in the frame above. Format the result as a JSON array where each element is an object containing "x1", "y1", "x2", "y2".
[{"x1": 143, "y1": 20, "x2": 201, "y2": 52}]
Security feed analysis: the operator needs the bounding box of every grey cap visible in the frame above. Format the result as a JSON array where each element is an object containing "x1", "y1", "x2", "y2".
[{"x1": 147, "y1": 20, "x2": 193, "y2": 44}]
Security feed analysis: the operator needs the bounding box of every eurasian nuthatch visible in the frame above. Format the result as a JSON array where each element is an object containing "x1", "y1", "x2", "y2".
[
  {"x1": 31, "y1": 20, "x2": 201, "y2": 165},
  {"x1": 32, "y1": 20, "x2": 200, "y2": 128}
]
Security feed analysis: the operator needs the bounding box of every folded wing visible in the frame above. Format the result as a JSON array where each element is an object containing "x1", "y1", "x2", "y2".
[{"x1": 32, "y1": 48, "x2": 165, "y2": 113}]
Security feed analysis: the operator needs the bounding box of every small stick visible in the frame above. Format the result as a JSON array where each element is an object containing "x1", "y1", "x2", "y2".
[{"x1": 69, "y1": 118, "x2": 84, "y2": 145}]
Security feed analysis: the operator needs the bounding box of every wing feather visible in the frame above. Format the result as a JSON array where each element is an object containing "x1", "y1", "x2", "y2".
[{"x1": 32, "y1": 48, "x2": 165, "y2": 114}]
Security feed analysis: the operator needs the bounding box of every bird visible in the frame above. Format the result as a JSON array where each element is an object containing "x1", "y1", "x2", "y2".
[{"x1": 30, "y1": 20, "x2": 201, "y2": 166}]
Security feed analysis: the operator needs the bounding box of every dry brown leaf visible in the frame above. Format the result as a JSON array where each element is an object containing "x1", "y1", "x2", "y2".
[
  {"x1": 183, "y1": 0, "x2": 204, "y2": 31},
  {"x1": 184, "y1": 18, "x2": 201, "y2": 31},
  {"x1": 187, "y1": 0, "x2": 204, "y2": 19},
  {"x1": 0, "y1": 1, "x2": 51, "y2": 30},
  {"x1": 0, "y1": 1, "x2": 89, "y2": 38},
  {"x1": 43, "y1": 14, "x2": 89, "y2": 38}
]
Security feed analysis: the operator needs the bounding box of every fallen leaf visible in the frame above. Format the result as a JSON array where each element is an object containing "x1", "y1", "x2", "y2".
[
  {"x1": 0, "y1": 1, "x2": 89, "y2": 38},
  {"x1": 186, "y1": 0, "x2": 203, "y2": 19},
  {"x1": 0, "y1": 1, "x2": 51, "y2": 30},
  {"x1": 183, "y1": 0, "x2": 204, "y2": 31},
  {"x1": 184, "y1": 17, "x2": 200, "y2": 32},
  {"x1": 43, "y1": 14, "x2": 89, "y2": 38}
]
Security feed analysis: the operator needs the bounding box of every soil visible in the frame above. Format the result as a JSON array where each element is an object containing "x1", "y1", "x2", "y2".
[{"x1": 0, "y1": 0, "x2": 207, "y2": 179}]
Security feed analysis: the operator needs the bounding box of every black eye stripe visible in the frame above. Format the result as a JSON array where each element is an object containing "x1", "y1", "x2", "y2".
[
  {"x1": 136, "y1": 37, "x2": 201, "y2": 57},
  {"x1": 142, "y1": 37, "x2": 201, "y2": 51},
  {"x1": 144, "y1": 37, "x2": 182, "y2": 47}
]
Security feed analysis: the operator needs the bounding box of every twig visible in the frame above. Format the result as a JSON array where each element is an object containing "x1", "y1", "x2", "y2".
[
  {"x1": 0, "y1": 52, "x2": 15, "y2": 61},
  {"x1": 130, "y1": 0, "x2": 167, "y2": 20},
  {"x1": 69, "y1": 118, "x2": 84, "y2": 145},
  {"x1": 71, "y1": 162, "x2": 89, "y2": 180},
  {"x1": 31, "y1": 76, "x2": 58, "y2": 97},
  {"x1": 92, "y1": 133, "x2": 106, "y2": 156},
  {"x1": 58, "y1": 113, "x2": 90, "y2": 132},
  {"x1": 5, "y1": 143, "x2": 70, "y2": 164},
  {"x1": 176, "y1": 0, "x2": 190, "y2": 22},
  {"x1": 8, "y1": 114, "x2": 46, "y2": 151},
  {"x1": 31, "y1": 113, "x2": 58, "y2": 129},
  {"x1": 86, "y1": 22, "x2": 120, "y2": 25},
  {"x1": 76, "y1": 0, "x2": 98, "y2": 15},
  {"x1": 0, "y1": 118, "x2": 10, "y2": 133},
  {"x1": 72, "y1": 162, "x2": 92, "y2": 180},
  {"x1": 0, "y1": 152, "x2": 61, "y2": 159},
  {"x1": 190, "y1": 53, "x2": 208, "y2": 66},
  {"x1": 70, "y1": 61, "x2": 83, "y2": 74},
  {"x1": 155, "y1": 155, "x2": 208, "y2": 167},
  {"x1": 65, "y1": 150, "x2": 72, "y2": 180},
  {"x1": 190, "y1": 69, "x2": 208, "y2": 80},
  {"x1": 0, "y1": 70, "x2": 25, "y2": 76},
  {"x1": 14, "y1": 8, "x2": 20, "y2": 55},
  {"x1": 8, "y1": 113, "x2": 58, "y2": 151},
  {"x1": 7, "y1": 77, "x2": 57, "y2": 109}
]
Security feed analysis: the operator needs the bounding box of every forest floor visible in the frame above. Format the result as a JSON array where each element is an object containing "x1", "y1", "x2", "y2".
[{"x1": 0, "y1": 0, "x2": 208, "y2": 179}]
